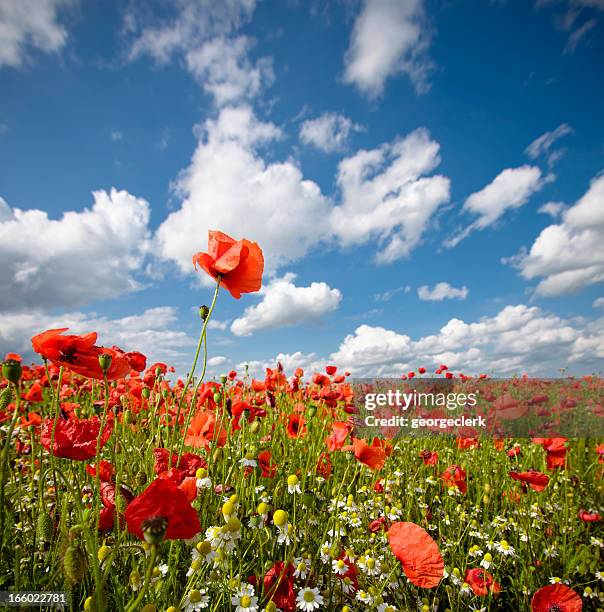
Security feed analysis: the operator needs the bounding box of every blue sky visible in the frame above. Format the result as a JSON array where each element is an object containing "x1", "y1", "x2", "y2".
[{"x1": 1, "y1": 0, "x2": 604, "y2": 378}]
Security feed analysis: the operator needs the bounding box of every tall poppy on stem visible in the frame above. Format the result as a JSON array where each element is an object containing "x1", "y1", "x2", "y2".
[{"x1": 192, "y1": 230, "x2": 264, "y2": 299}]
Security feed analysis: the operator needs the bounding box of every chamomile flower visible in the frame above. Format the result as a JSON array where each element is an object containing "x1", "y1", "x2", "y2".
[
  {"x1": 183, "y1": 589, "x2": 210, "y2": 611},
  {"x1": 231, "y1": 584, "x2": 258, "y2": 612},
  {"x1": 288, "y1": 475, "x2": 302, "y2": 494},
  {"x1": 296, "y1": 587, "x2": 324, "y2": 611},
  {"x1": 495, "y1": 540, "x2": 516, "y2": 556},
  {"x1": 294, "y1": 556, "x2": 311, "y2": 580},
  {"x1": 332, "y1": 558, "x2": 348, "y2": 575}
]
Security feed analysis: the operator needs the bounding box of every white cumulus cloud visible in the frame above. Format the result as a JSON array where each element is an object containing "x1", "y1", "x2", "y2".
[
  {"x1": 331, "y1": 127, "x2": 450, "y2": 263},
  {"x1": 156, "y1": 106, "x2": 331, "y2": 274},
  {"x1": 446, "y1": 165, "x2": 549, "y2": 247},
  {"x1": 343, "y1": 0, "x2": 433, "y2": 97},
  {"x1": 0, "y1": 188, "x2": 151, "y2": 311},
  {"x1": 299, "y1": 112, "x2": 362, "y2": 153},
  {"x1": 0, "y1": 0, "x2": 73, "y2": 68},
  {"x1": 417, "y1": 282, "x2": 468, "y2": 301},
  {"x1": 231, "y1": 273, "x2": 342, "y2": 336},
  {"x1": 509, "y1": 172, "x2": 604, "y2": 296}
]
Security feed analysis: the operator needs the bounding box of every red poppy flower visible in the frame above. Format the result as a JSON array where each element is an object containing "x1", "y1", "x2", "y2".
[
  {"x1": 387, "y1": 522, "x2": 444, "y2": 588},
  {"x1": 531, "y1": 584, "x2": 582, "y2": 611},
  {"x1": 124, "y1": 478, "x2": 201, "y2": 541},
  {"x1": 316, "y1": 452, "x2": 332, "y2": 478},
  {"x1": 152, "y1": 448, "x2": 205, "y2": 477},
  {"x1": 325, "y1": 421, "x2": 352, "y2": 451},
  {"x1": 86, "y1": 459, "x2": 114, "y2": 482},
  {"x1": 23, "y1": 382, "x2": 43, "y2": 403},
  {"x1": 100, "y1": 481, "x2": 134, "y2": 509},
  {"x1": 325, "y1": 365, "x2": 337, "y2": 376},
  {"x1": 286, "y1": 413, "x2": 306, "y2": 438},
  {"x1": 351, "y1": 438, "x2": 386, "y2": 471},
  {"x1": 31, "y1": 329, "x2": 131, "y2": 380},
  {"x1": 263, "y1": 561, "x2": 296, "y2": 612},
  {"x1": 40, "y1": 417, "x2": 112, "y2": 461},
  {"x1": 442, "y1": 464, "x2": 467, "y2": 494},
  {"x1": 465, "y1": 568, "x2": 502, "y2": 597},
  {"x1": 192, "y1": 230, "x2": 264, "y2": 299},
  {"x1": 258, "y1": 450, "x2": 277, "y2": 478},
  {"x1": 509, "y1": 469, "x2": 549, "y2": 492},
  {"x1": 578, "y1": 509, "x2": 601, "y2": 522},
  {"x1": 185, "y1": 411, "x2": 227, "y2": 449},
  {"x1": 420, "y1": 450, "x2": 439, "y2": 466}
]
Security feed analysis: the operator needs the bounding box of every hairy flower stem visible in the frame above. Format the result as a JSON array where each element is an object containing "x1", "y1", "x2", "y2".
[
  {"x1": 124, "y1": 543, "x2": 157, "y2": 612},
  {"x1": 169, "y1": 278, "x2": 221, "y2": 463},
  {"x1": 0, "y1": 383, "x2": 18, "y2": 553}
]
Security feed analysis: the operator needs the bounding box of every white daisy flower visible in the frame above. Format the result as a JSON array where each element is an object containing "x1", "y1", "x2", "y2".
[{"x1": 296, "y1": 587, "x2": 324, "y2": 611}]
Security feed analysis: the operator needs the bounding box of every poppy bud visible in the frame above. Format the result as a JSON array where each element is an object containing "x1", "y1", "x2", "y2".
[
  {"x1": 140, "y1": 605, "x2": 157, "y2": 612},
  {"x1": 155, "y1": 367, "x2": 162, "y2": 378},
  {"x1": 123, "y1": 410, "x2": 135, "y2": 425},
  {"x1": 213, "y1": 392, "x2": 221, "y2": 404},
  {"x1": 36, "y1": 512, "x2": 54, "y2": 545},
  {"x1": 220, "y1": 374, "x2": 227, "y2": 385},
  {"x1": 307, "y1": 406, "x2": 317, "y2": 418},
  {"x1": 141, "y1": 387, "x2": 150, "y2": 399},
  {"x1": 141, "y1": 516, "x2": 168, "y2": 544},
  {"x1": 199, "y1": 305, "x2": 210, "y2": 320},
  {"x1": 98, "y1": 353, "x2": 112, "y2": 373},
  {"x1": 63, "y1": 544, "x2": 87, "y2": 583},
  {"x1": 0, "y1": 386, "x2": 13, "y2": 413},
  {"x1": 2, "y1": 359, "x2": 22, "y2": 385},
  {"x1": 162, "y1": 389, "x2": 169, "y2": 399},
  {"x1": 213, "y1": 448, "x2": 222, "y2": 462},
  {"x1": 249, "y1": 420, "x2": 260, "y2": 434}
]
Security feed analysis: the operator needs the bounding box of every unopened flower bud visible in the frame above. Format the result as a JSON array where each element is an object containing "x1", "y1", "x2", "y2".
[
  {"x1": 36, "y1": 512, "x2": 54, "y2": 545},
  {"x1": 63, "y1": 544, "x2": 87, "y2": 583},
  {"x1": 141, "y1": 387, "x2": 150, "y2": 399},
  {"x1": 199, "y1": 305, "x2": 210, "y2": 320}
]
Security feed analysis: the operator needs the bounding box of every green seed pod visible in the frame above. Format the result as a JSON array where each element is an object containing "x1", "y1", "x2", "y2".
[
  {"x1": 213, "y1": 392, "x2": 222, "y2": 404},
  {"x1": 36, "y1": 512, "x2": 54, "y2": 545},
  {"x1": 98, "y1": 353, "x2": 112, "y2": 373},
  {"x1": 141, "y1": 387, "x2": 150, "y2": 399},
  {"x1": 63, "y1": 544, "x2": 87, "y2": 583},
  {"x1": 249, "y1": 420, "x2": 260, "y2": 434},
  {"x1": 141, "y1": 516, "x2": 167, "y2": 544},
  {"x1": 2, "y1": 360, "x2": 22, "y2": 385}
]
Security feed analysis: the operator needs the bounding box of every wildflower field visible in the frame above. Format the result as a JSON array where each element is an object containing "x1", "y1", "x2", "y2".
[{"x1": 0, "y1": 232, "x2": 602, "y2": 612}]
